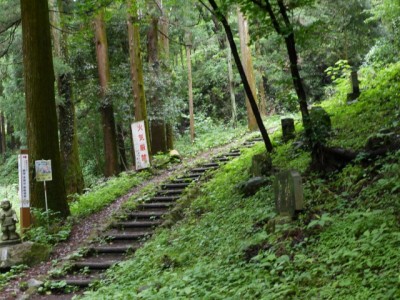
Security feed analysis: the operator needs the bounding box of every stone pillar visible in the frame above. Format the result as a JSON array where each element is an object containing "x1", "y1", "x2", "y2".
[{"x1": 281, "y1": 118, "x2": 295, "y2": 142}]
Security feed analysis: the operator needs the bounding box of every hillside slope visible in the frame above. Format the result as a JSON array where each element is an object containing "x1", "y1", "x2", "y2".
[{"x1": 80, "y1": 64, "x2": 400, "y2": 299}]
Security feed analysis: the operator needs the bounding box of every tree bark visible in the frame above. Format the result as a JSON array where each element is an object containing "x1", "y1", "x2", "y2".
[
  {"x1": 207, "y1": 0, "x2": 273, "y2": 153},
  {"x1": 94, "y1": 10, "x2": 120, "y2": 177},
  {"x1": 0, "y1": 113, "x2": 5, "y2": 155},
  {"x1": 20, "y1": 0, "x2": 69, "y2": 217},
  {"x1": 117, "y1": 123, "x2": 128, "y2": 171},
  {"x1": 226, "y1": 41, "x2": 237, "y2": 127},
  {"x1": 159, "y1": 3, "x2": 174, "y2": 150},
  {"x1": 50, "y1": 0, "x2": 84, "y2": 195},
  {"x1": 255, "y1": 40, "x2": 268, "y2": 116},
  {"x1": 237, "y1": 9, "x2": 258, "y2": 131},
  {"x1": 147, "y1": 14, "x2": 167, "y2": 154},
  {"x1": 127, "y1": 0, "x2": 151, "y2": 157},
  {"x1": 186, "y1": 43, "x2": 195, "y2": 143}
]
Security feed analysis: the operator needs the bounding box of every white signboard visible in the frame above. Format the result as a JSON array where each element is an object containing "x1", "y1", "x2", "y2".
[
  {"x1": 35, "y1": 160, "x2": 52, "y2": 182},
  {"x1": 131, "y1": 121, "x2": 150, "y2": 170},
  {"x1": 18, "y1": 154, "x2": 30, "y2": 207}
]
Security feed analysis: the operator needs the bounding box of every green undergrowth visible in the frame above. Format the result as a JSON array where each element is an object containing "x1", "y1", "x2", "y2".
[
  {"x1": 79, "y1": 137, "x2": 400, "y2": 299},
  {"x1": 79, "y1": 62, "x2": 400, "y2": 298},
  {"x1": 322, "y1": 62, "x2": 400, "y2": 149},
  {"x1": 174, "y1": 115, "x2": 283, "y2": 157},
  {"x1": 70, "y1": 170, "x2": 151, "y2": 218}
]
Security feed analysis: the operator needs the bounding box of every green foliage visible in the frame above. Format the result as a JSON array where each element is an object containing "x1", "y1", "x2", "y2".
[
  {"x1": 322, "y1": 61, "x2": 400, "y2": 149},
  {"x1": 175, "y1": 114, "x2": 247, "y2": 157},
  {"x1": 0, "y1": 264, "x2": 28, "y2": 290},
  {"x1": 70, "y1": 171, "x2": 151, "y2": 218},
  {"x1": 271, "y1": 142, "x2": 311, "y2": 173},
  {"x1": 24, "y1": 208, "x2": 71, "y2": 245}
]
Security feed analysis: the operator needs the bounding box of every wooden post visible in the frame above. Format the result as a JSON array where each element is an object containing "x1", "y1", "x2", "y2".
[{"x1": 19, "y1": 149, "x2": 31, "y2": 233}]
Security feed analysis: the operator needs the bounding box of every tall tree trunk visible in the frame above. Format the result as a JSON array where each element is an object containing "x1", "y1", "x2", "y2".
[
  {"x1": 186, "y1": 42, "x2": 195, "y2": 143},
  {"x1": 207, "y1": 0, "x2": 273, "y2": 152},
  {"x1": 94, "y1": 10, "x2": 120, "y2": 177},
  {"x1": 20, "y1": 0, "x2": 69, "y2": 217},
  {"x1": 159, "y1": 4, "x2": 174, "y2": 150},
  {"x1": 0, "y1": 113, "x2": 5, "y2": 155},
  {"x1": 127, "y1": 0, "x2": 151, "y2": 157},
  {"x1": 147, "y1": 15, "x2": 167, "y2": 154},
  {"x1": 255, "y1": 40, "x2": 268, "y2": 116},
  {"x1": 117, "y1": 123, "x2": 128, "y2": 171},
  {"x1": 7, "y1": 122, "x2": 18, "y2": 150},
  {"x1": 226, "y1": 42, "x2": 237, "y2": 127},
  {"x1": 237, "y1": 9, "x2": 258, "y2": 131},
  {"x1": 50, "y1": 0, "x2": 84, "y2": 195}
]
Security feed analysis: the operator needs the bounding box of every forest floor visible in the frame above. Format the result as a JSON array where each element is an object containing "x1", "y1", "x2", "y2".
[{"x1": 0, "y1": 130, "x2": 269, "y2": 300}]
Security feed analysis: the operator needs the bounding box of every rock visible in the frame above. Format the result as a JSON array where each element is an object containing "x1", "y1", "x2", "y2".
[
  {"x1": 365, "y1": 131, "x2": 399, "y2": 152},
  {"x1": 249, "y1": 152, "x2": 273, "y2": 177},
  {"x1": 238, "y1": 177, "x2": 269, "y2": 197},
  {"x1": 310, "y1": 106, "x2": 332, "y2": 143},
  {"x1": 26, "y1": 278, "x2": 43, "y2": 288},
  {"x1": 169, "y1": 149, "x2": 181, "y2": 162},
  {"x1": 0, "y1": 242, "x2": 51, "y2": 270}
]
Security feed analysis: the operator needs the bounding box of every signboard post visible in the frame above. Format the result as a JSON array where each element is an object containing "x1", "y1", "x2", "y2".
[
  {"x1": 35, "y1": 160, "x2": 52, "y2": 216},
  {"x1": 18, "y1": 150, "x2": 30, "y2": 232},
  {"x1": 131, "y1": 121, "x2": 150, "y2": 170}
]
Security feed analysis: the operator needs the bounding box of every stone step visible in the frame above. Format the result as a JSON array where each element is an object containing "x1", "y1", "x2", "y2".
[
  {"x1": 230, "y1": 149, "x2": 241, "y2": 153},
  {"x1": 127, "y1": 210, "x2": 168, "y2": 219},
  {"x1": 156, "y1": 189, "x2": 184, "y2": 196},
  {"x1": 113, "y1": 220, "x2": 162, "y2": 228},
  {"x1": 179, "y1": 174, "x2": 202, "y2": 179},
  {"x1": 191, "y1": 167, "x2": 217, "y2": 173},
  {"x1": 172, "y1": 178, "x2": 196, "y2": 183},
  {"x1": 243, "y1": 141, "x2": 255, "y2": 146},
  {"x1": 161, "y1": 183, "x2": 190, "y2": 189},
  {"x1": 90, "y1": 243, "x2": 141, "y2": 254},
  {"x1": 51, "y1": 277, "x2": 99, "y2": 288},
  {"x1": 104, "y1": 231, "x2": 152, "y2": 240},
  {"x1": 223, "y1": 152, "x2": 241, "y2": 157},
  {"x1": 138, "y1": 202, "x2": 175, "y2": 209},
  {"x1": 249, "y1": 137, "x2": 263, "y2": 141},
  {"x1": 64, "y1": 278, "x2": 94, "y2": 287},
  {"x1": 201, "y1": 162, "x2": 220, "y2": 168},
  {"x1": 149, "y1": 196, "x2": 180, "y2": 202},
  {"x1": 73, "y1": 261, "x2": 116, "y2": 270},
  {"x1": 214, "y1": 157, "x2": 231, "y2": 162}
]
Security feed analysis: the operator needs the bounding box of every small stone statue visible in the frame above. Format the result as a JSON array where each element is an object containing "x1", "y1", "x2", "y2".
[{"x1": 0, "y1": 199, "x2": 19, "y2": 241}]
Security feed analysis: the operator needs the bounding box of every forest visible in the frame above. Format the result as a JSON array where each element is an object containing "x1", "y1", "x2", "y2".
[{"x1": 0, "y1": 0, "x2": 399, "y2": 298}]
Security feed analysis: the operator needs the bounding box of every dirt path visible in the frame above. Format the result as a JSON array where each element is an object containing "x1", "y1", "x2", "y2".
[{"x1": 0, "y1": 133, "x2": 259, "y2": 300}]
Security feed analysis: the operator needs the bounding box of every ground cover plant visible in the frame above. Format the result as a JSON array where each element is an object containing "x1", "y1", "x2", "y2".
[{"x1": 79, "y1": 62, "x2": 400, "y2": 299}]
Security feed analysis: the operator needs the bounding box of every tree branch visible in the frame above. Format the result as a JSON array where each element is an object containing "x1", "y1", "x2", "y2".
[{"x1": 277, "y1": 0, "x2": 291, "y2": 29}]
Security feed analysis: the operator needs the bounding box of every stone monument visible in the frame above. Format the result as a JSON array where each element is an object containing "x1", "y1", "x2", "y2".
[
  {"x1": 274, "y1": 170, "x2": 304, "y2": 218},
  {"x1": 281, "y1": 118, "x2": 295, "y2": 142}
]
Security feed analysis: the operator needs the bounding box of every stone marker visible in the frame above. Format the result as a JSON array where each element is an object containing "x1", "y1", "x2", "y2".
[
  {"x1": 274, "y1": 170, "x2": 304, "y2": 218},
  {"x1": 347, "y1": 70, "x2": 360, "y2": 102},
  {"x1": 250, "y1": 152, "x2": 273, "y2": 177},
  {"x1": 281, "y1": 118, "x2": 295, "y2": 142}
]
